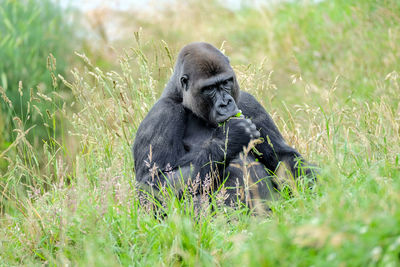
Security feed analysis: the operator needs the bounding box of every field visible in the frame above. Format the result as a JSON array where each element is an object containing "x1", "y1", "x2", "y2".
[{"x1": 1, "y1": 0, "x2": 400, "y2": 265}]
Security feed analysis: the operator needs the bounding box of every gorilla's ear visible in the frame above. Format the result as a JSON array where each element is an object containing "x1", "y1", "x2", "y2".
[{"x1": 180, "y1": 75, "x2": 189, "y2": 91}]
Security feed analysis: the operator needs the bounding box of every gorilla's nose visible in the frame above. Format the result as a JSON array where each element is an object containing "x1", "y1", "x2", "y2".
[
  {"x1": 218, "y1": 98, "x2": 232, "y2": 109},
  {"x1": 216, "y1": 99, "x2": 238, "y2": 119}
]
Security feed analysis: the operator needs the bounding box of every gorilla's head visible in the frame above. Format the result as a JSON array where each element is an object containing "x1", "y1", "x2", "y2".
[{"x1": 169, "y1": 42, "x2": 240, "y2": 126}]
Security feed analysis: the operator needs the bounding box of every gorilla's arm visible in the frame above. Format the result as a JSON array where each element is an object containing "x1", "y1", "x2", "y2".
[
  {"x1": 133, "y1": 97, "x2": 187, "y2": 186},
  {"x1": 238, "y1": 91, "x2": 314, "y2": 179}
]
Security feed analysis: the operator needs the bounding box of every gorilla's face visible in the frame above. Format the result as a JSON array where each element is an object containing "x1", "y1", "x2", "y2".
[
  {"x1": 178, "y1": 43, "x2": 240, "y2": 126},
  {"x1": 199, "y1": 76, "x2": 238, "y2": 124}
]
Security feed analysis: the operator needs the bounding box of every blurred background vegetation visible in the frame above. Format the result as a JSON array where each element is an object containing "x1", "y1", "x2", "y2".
[
  {"x1": 0, "y1": 0, "x2": 79, "y2": 169},
  {"x1": 0, "y1": 0, "x2": 399, "y2": 265}
]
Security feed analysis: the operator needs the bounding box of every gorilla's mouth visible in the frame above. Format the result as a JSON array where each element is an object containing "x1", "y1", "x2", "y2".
[{"x1": 215, "y1": 106, "x2": 240, "y2": 123}]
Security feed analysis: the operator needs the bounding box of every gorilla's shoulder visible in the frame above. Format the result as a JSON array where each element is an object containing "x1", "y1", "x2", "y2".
[
  {"x1": 238, "y1": 90, "x2": 271, "y2": 119},
  {"x1": 137, "y1": 96, "x2": 186, "y2": 138},
  {"x1": 145, "y1": 97, "x2": 185, "y2": 120},
  {"x1": 239, "y1": 90, "x2": 256, "y2": 102},
  {"x1": 238, "y1": 91, "x2": 264, "y2": 109}
]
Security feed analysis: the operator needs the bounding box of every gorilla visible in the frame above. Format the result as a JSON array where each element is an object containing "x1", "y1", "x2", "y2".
[{"x1": 133, "y1": 42, "x2": 315, "y2": 209}]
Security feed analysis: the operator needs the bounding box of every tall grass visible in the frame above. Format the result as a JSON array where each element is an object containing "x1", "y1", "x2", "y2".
[
  {"x1": 0, "y1": 0, "x2": 79, "y2": 170},
  {"x1": 0, "y1": 0, "x2": 400, "y2": 265}
]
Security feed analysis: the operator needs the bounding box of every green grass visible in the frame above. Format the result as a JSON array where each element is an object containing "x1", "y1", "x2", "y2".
[
  {"x1": 1, "y1": 0, "x2": 400, "y2": 265},
  {"x1": 0, "y1": 0, "x2": 79, "y2": 170}
]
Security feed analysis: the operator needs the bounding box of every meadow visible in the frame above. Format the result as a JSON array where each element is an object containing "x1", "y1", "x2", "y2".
[{"x1": 0, "y1": 0, "x2": 400, "y2": 265}]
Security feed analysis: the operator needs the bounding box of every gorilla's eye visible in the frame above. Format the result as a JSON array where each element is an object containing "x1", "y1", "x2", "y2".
[
  {"x1": 222, "y1": 78, "x2": 233, "y2": 87},
  {"x1": 202, "y1": 86, "x2": 215, "y2": 97}
]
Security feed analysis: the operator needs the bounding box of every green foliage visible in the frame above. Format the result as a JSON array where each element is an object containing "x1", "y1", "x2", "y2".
[
  {"x1": 1, "y1": 0, "x2": 400, "y2": 265},
  {"x1": 0, "y1": 0, "x2": 77, "y2": 155}
]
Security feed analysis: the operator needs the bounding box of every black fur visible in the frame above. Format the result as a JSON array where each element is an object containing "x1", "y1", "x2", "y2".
[{"x1": 133, "y1": 42, "x2": 315, "y2": 207}]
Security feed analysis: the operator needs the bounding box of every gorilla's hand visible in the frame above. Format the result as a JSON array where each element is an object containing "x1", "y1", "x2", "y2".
[
  {"x1": 235, "y1": 117, "x2": 260, "y2": 140},
  {"x1": 217, "y1": 117, "x2": 260, "y2": 160}
]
